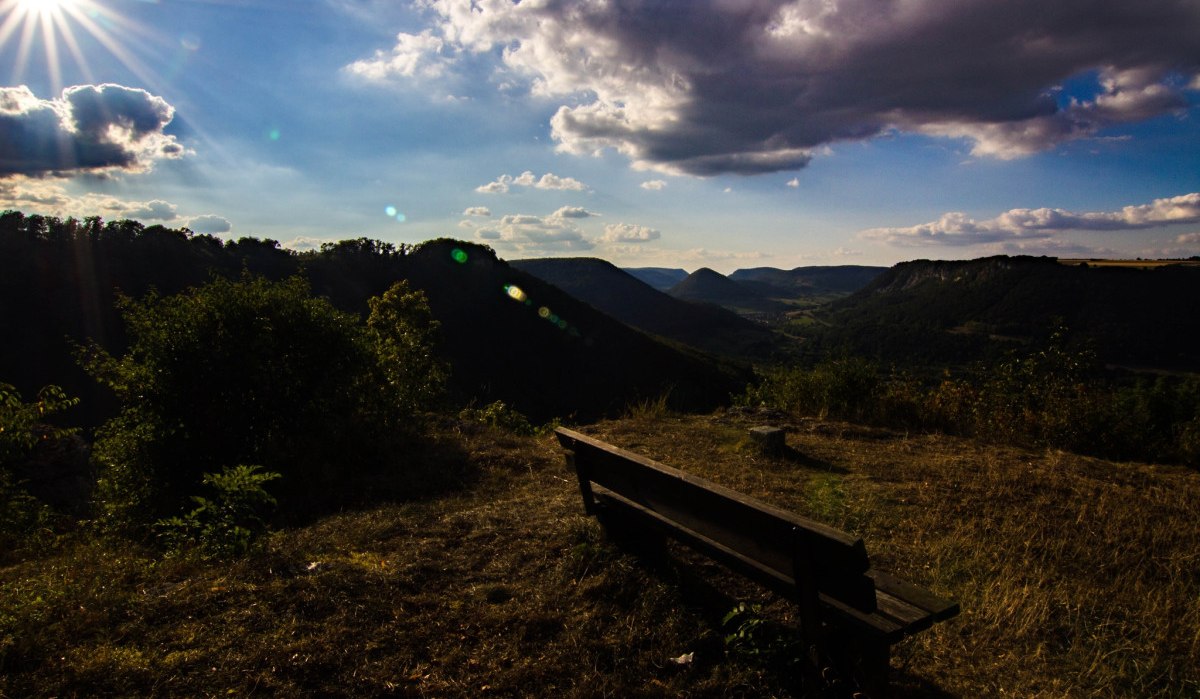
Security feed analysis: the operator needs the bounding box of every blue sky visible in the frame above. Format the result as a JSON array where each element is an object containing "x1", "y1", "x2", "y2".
[{"x1": 2, "y1": 0, "x2": 1199, "y2": 272}]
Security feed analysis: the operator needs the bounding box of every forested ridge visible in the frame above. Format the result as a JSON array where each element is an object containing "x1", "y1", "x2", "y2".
[{"x1": 0, "y1": 211, "x2": 745, "y2": 432}]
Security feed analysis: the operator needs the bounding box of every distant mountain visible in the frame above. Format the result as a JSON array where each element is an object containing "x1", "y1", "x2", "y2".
[
  {"x1": 404, "y1": 243, "x2": 750, "y2": 420},
  {"x1": 624, "y1": 267, "x2": 688, "y2": 291},
  {"x1": 729, "y1": 265, "x2": 886, "y2": 297},
  {"x1": 510, "y1": 257, "x2": 777, "y2": 359},
  {"x1": 812, "y1": 255, "x2": 1200, "y2": 370},
  {"x1": 668, "y1": 267, "x2": 789, "y2": 315}
]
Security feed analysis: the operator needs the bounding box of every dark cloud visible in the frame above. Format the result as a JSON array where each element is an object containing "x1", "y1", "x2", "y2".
[
  {"x1": 0, "y1": 84, "x2": 185, "y2": 178},
  {"x1": 374, "y1": 0, "x2": 1200, "y2": 175}
]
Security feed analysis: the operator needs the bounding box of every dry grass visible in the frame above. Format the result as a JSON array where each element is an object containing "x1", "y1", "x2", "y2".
[{"x1": 3, "y1": 412, "x2": 1198, "y2": 697}]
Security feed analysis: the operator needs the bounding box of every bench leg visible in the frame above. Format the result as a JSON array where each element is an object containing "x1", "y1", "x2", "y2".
[
  {"x1": 854, "y1": 644, "x2": 890, "y2": 699},
  {"x1": 596, "y1": 508, "x2": 668, "y2": 557}
]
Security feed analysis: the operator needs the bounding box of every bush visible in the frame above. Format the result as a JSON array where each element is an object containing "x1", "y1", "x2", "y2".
[
  {"x1": 155, "y1": 464, "x2": 281, "y2": 558},
  {"x1": 82, "y1": 276, "x2": 445, "y2": 531},
  {"x1": 0, "y1": 383, "x2": 78, "y2": 558},
  {"x1": 745, "y1": 329, "x2": 1200, "y2": 467}
]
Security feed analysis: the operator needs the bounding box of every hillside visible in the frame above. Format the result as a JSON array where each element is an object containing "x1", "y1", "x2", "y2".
[
  {"x1": 623, "y1": 266, "x2": 688, "y2": 291},
  {"x1": 811, "y1": 255, "x2": 1200, "y2": 369},
  {"x1": 668, "y1": 267, "x2": 789, "y2": 316},
  {"x1": 730, "y1": 265, "x2": 886, "y2": 298},
  {"x1": 510, "y1": 257, "x2": 778, "y2": 359},
  {"x1": 400, "y1": 242, "x2": 749, "y2": 420},
  {"x1": 0, "y1": 214, "x2": 746, "y2": 427},
  {"x1": 4, "y1": 411, "x2": 1196, "y2": 697}
]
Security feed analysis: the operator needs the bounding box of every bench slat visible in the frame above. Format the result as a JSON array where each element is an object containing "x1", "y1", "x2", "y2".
[
  {"x1": 592, "y1": 488, "x2": 916, "y2": 643},
  {"x1": 867, "y1": 569, "x2": 960, "y2": 622},
  {"x1": 557, "y1": 428, "x2": 876, "y2": 612}
]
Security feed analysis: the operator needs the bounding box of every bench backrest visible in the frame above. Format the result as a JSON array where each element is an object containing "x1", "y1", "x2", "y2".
[{"x1": 555, "y1": 428, "x2": 878, "y2": 613}]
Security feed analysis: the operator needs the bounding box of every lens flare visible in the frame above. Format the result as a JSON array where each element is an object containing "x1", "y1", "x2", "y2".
[
  {"x1": 505, "y1": 284, "x2": 527, "y2": 302},
  {"x1": 451, "y1": 248, "x2": 468, "y2": 264}
]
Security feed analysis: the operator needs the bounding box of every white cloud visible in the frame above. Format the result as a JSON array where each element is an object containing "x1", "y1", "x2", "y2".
[
  {"x1": 345, "y1": 29, "x2": 452, "y2": 80},
  {"x1": 0, "y1": 84, "x2": 187, "y2": 178},
  {"x1": 475, "y1": 178, "x2": 510, "y2": 194},
  {"x1": 1177, "y1": 232, "x2": 1200, "y2": 245},
  {"x1": 862, "y1": 192, "x2": 1200, "y2": 246},
  {"x1": 602, "y1": 222, "x2": 661, "y2": 243},
  {"x1": 1, "y1": 177, "x2": 158, "y2": 219},
  {"x1": 550, "y1": 205, "x2": 597, "y2": 219},
  {"x1": 786, "y1": 178, "x2": 800, "y2": 188},
  {"x1": 463, "y1": 206, "x2": 492, "y2": 216},
  {"x1": 475, "y1": 170, "x2": 587, "y2": 194},
  {"x1": 474, "y1": 210, "x2": 595, "y2": 254},
  {"x1": 363, "y1": 1, "x2": 1200, "y2": 176},
  {"x1": 187, "y1": 215, "x2": 232, "y2": 234},
  {"x1": 281, "y1": 236, "x2": 333, "y2": 251},
  {"x1": 123, "y1": 199, "x2": 178, "y2": 221},
  {"x1": 832, "y1": 247, "x2": 861, "y2": 257},
  {"x1": 640, "y1": 180, "x2": 667, "y2": 191}
]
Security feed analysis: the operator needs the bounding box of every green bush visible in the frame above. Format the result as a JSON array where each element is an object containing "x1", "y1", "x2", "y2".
[
  {"x1": 82, "y1": 276, "x2": 445, "y2": 531},
  {"x1": 745, "y1": 330, "x2": 1200, "y2": 467},
  {"x1": 459, "y1": 400, "x2": 537, "y2": 435},
  {"x1": 155, "y1": 464, "x2": 281, "y2": 558},
  {"x1": 741, "y1": 356, "x2": 881, "y2": 423},
  {"x1": 0, "y1": 383, "x2": 78, "y2": 557}
]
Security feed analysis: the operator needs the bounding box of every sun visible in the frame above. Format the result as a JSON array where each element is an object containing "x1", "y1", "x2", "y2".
[
  {"x1": 0, "y1": 0, "x2": 152, "y2": 94},
  {"x1": 17, "y1": 0, "x2": 75, "y2": 16}
]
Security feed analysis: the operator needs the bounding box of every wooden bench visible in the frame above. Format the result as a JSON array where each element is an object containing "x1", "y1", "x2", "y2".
[{"x1": 554, "y1": 427, "x2": 959, "y2": 696}]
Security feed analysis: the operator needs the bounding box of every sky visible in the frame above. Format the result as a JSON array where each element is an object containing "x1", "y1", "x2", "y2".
[{"x1": 2, "y1": 0, "x2": 1199, "y2": 273}]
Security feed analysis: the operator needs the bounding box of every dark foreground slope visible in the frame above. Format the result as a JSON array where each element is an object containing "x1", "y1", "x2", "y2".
[
  {"x1": 4, "y1": 413, "x2": 1196, "y2": 697},
  {"x1": 511, "y1": 257, "x2": 777, "y2": 359},
  {"x1": 814, "y1": 255, "x2": 1200, "y2": 369}
]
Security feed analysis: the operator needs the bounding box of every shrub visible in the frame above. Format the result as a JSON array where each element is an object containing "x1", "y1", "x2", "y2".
[
  {"x1": 0, "y1": 383, "x2": 78, "y2": 558},
  {"x1": 82, "y1": 276, "x2": 445, "y2": 531},
  {"x1": 459, "y1": 400, "x2": 537, "y2": 435},
  {"x1": 155, "y1": 464, "x2": 281, "y2": 558}
]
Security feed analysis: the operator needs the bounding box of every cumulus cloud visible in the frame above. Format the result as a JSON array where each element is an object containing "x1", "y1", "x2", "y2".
[
  {"x1": 345, "y1": 29, "x2": 451, "y2": 80},
  {"x1": 550, "y1": 205, "x2": 597, "y2": 219},
  {"x1": 786, "y1": 178, "x2": 800, "y2": 188},
  {"x1": 123, "y1": 199, "x2": 178, "y2": 221},
  {"x1": 187, "y1": 215, "x2": 232, "y2": 234},
  {"x1": 1, "y1": 176, "x2": 165, "y2": 219},
  {"x1": 474, "y1": 211, "x2": 595, "y2": 253},
  {"x1": 463, "y1": 206, "x2": 492, "y2": 216},
  {"x1": 862, "y1": 192, "x2": 1200, "y2": 246},
  {"x1": 475, "y1": 170, "x2": 587, "y2": 193},
  {"x1": 361, "y1": 1, "x2": 1200, "y2": 176},
  {"x1": 640, "y1": 180, "x2": 667, "y2": 191},
  {"x1": 602, "y1": 223, "x2": 661, "y2": 243},
  {"x1": 281, "y1": 236, "x2": 333, "y2": 251},
  {"x1": 0, "y1": 84, "x2": 187, "y2": 178}
]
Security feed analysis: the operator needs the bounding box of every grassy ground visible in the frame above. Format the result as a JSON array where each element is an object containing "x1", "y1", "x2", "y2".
[{"x1": 3, "y1": 411, "x2": 1198, "y2": 697}]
